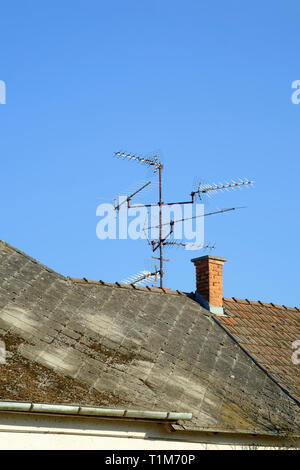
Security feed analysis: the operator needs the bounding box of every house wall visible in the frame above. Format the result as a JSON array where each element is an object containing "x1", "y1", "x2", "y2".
[{"x1": 0, "y1": 411, "x2": 298, "y2": 450}]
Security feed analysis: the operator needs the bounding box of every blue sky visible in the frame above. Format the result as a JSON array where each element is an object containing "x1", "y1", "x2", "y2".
[{"x1": 0, "y1": 0, "x2": 300, "y2": 305}]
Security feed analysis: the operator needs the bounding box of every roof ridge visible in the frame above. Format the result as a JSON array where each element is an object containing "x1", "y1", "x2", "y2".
[
  {"x1": 0, "y1": 241, "x2": 191, "y2": 298},
  {"x1": 223, "y1": 296, "x2": 300, "y2": 311},
  {"x1": 68, "y1": 277, "x2": 190, "y2": 297}
]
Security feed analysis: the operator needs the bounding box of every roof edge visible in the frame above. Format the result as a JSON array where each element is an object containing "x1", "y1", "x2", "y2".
[
  {"x1": 223, "y1": 296, "x2": 300, "y2": 312},
  {"x1": 0, "y1": 241, "x2": 65, "y2": 279}
]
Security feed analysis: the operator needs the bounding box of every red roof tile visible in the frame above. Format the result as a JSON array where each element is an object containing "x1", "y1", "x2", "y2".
[{"x1": 215, "y1": 298, "x2": 300, "y2": 402}]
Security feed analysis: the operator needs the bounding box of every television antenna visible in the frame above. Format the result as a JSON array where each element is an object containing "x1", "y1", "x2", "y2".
[
  {"x1": 113, "y1": 151, "x2": 253, "y2": 289},
  {"x1": 121, "y1": 267, "x2": 160, "y2": 287}
]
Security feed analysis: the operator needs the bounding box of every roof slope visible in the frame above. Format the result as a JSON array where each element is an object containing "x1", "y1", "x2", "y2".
[
  {"x1": 218, "y1": 298, "x2": 300, "y2": 402},
  {"x1": 0, "y1": 241, "x2": 299, "y2": 436}
]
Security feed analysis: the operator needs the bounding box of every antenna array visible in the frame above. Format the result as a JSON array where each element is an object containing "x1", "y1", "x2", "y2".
[
  {"x1": 114, "y1": 152, "x2": 159, "y2": 172},
  {"x1": 196, "y1": 179, "x2": 253, "y2": 199},
  {"x1": 111, "y1": 151, "x2": 253, "y2": 289}
]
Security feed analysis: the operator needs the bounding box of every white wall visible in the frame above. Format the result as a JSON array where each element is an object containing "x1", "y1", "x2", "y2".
[{"x1": 0, "y1": 411, "x2": 298, "y2": 450}]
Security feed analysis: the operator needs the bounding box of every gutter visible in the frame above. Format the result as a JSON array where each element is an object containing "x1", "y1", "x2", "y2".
[{"x1": 0, "y1": 401, "x2": 192, "y2": 422}]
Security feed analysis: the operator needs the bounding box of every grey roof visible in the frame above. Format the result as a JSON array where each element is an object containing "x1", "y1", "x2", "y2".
[{"x1": 0, "y1": 241, "x2": 299, "y2": 436}]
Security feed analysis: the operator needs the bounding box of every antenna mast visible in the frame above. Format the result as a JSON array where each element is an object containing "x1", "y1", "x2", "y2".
[{"x1": 158, "y1": 161, "x2": 164, "y2": 288}]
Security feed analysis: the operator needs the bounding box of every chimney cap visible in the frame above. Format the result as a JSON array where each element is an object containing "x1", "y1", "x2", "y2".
[{"x1": 191, "y1": 255, "x2": 227, "y2": 264}]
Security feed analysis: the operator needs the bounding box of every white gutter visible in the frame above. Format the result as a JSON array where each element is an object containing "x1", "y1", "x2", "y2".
[{"x1": 0, "y1": 401, "x2": 192, "y2": 422}]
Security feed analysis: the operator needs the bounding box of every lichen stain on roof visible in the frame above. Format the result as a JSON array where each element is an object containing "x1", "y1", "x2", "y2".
[
  {"x1": 0, "y1": 240, "x2": 299, "y2": 436},
  {"x1": 0, "y1": 333, "x2": 121, "y2": 407}
]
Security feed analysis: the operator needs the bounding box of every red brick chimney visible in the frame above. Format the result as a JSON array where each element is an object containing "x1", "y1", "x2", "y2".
[{"x1": 191, "y1": 255, "x2": 227, "y2": 315}]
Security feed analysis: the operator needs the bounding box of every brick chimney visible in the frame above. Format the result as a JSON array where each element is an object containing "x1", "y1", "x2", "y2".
[{"x1": 191, "y1": 255, "x2": 227, "y2": 315}]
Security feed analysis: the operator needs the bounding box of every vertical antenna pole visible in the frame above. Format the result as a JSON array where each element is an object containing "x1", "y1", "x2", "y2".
[{"x1": 159, "y1": 162, "x2": 163, "y2": 288}]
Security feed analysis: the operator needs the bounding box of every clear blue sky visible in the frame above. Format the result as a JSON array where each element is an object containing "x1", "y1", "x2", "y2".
[{"x1": 1, "y1": 1, "x2": 299, "y2": 306}]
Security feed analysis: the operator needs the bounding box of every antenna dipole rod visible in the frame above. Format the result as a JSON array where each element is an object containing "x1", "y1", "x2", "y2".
[
  {"x1": 115, "y1": 181, "x2": 151, "y2": 211},
  {"x1": 144, "y1": 206, "x2": 245, "y2": 231}
]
